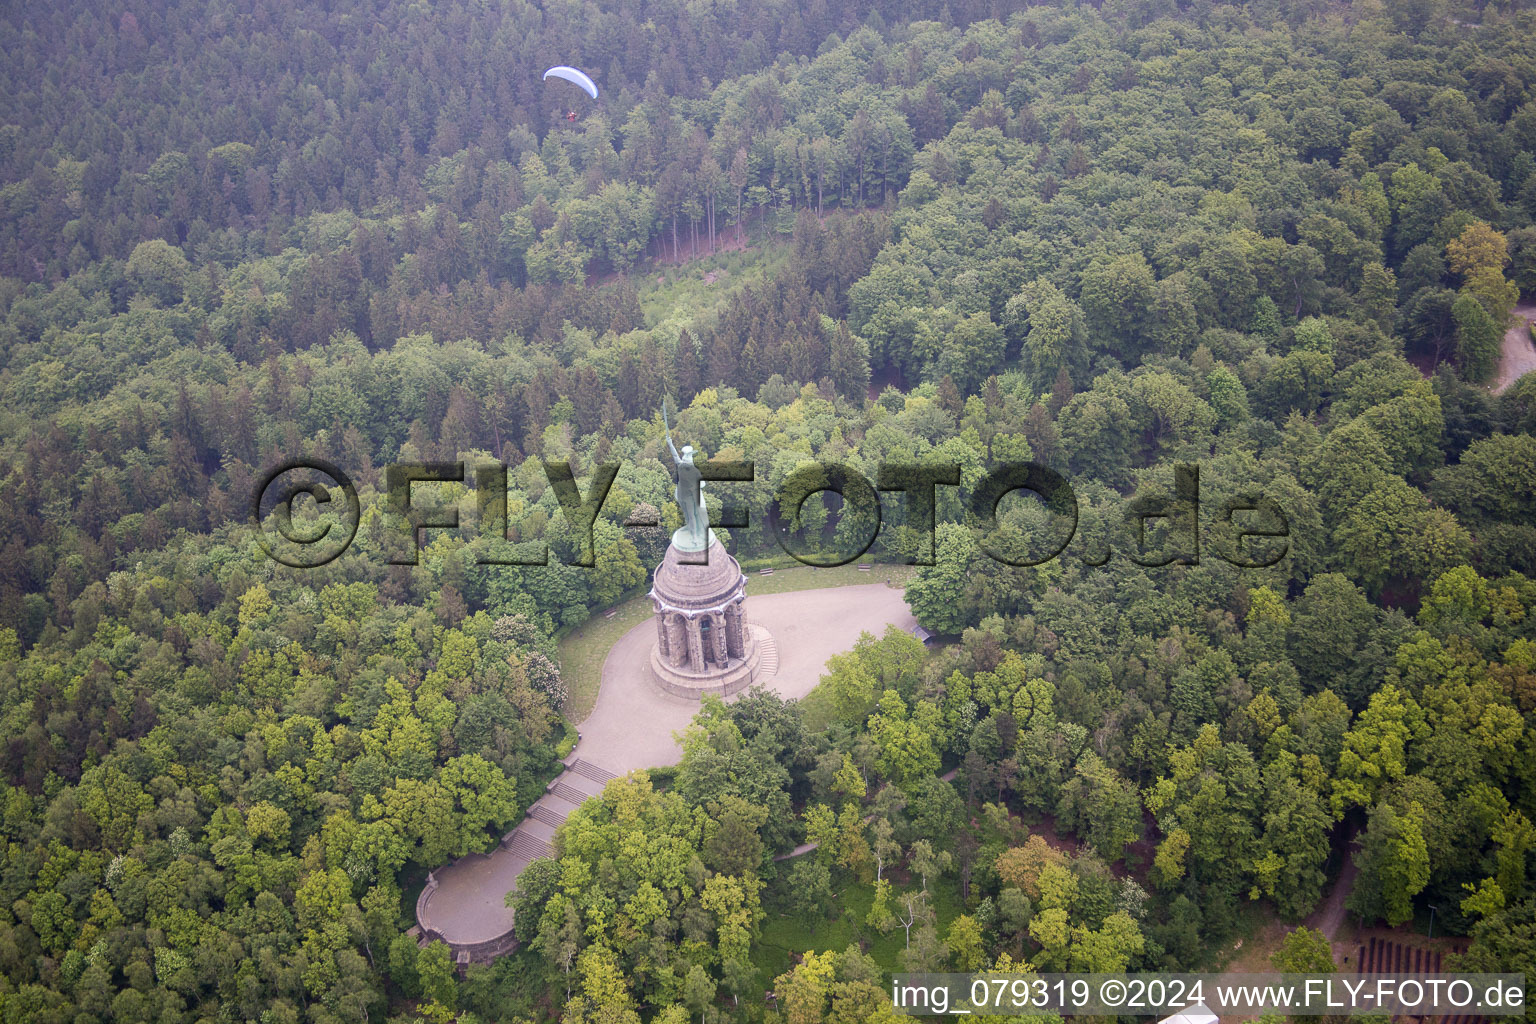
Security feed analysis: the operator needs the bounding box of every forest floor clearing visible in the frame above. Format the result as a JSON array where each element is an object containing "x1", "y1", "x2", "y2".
[
  {"x1": 636, "y1": 239, "x2": 790, "y2": 336},
  {"x1": 647, "y1": 226, "x2": 751, "y2": 267},
  {"x1": 582, "y1": 228, "x2": 754, "y2": 291},
  {"x1": 1216, "y1": 910, "x2": 1294, "y2": 975},
  {"x1": 754, "y1": 874, "x2": 966, "y2": 991},
  {"x1": 1210, "y1": 900, "x2": 1334, "y2": 1024},
  {"x1": 1493, "y1": 300, "x2": 1536, "y2": 394}
]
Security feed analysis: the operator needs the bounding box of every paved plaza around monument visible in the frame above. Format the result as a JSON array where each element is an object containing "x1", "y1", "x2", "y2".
[
  {"x1": 580, "y1": 580, "x2": 917, "y2": 774},
  {"x1": 416, "y1": 581, "x2": 917, "y2": 955}
]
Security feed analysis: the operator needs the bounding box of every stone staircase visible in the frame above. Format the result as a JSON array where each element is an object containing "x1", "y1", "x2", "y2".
[
  {"x1": 493, "y1": 759, "x2": 621, "y2": 869},
  {"x1": 548, "y1": 780, "x2": 594, "y2": 807},
  {"x1": 526, "y1": 802, "x2": 566, "y2": 828},
  {"x1": 752, "y1": 625, "x2": 779, "y2": 679},
  {"x1": 504, "y1": 828, "x2": 553, "y2": 861},
  {"x1": 565, "y1": 758, "x2": 618, "y2": 786}
]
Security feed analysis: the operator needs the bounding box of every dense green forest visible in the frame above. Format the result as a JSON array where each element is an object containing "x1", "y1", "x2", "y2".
[{"x1": 3, "y1": 0, "x2": 1536, "y2": 1021}]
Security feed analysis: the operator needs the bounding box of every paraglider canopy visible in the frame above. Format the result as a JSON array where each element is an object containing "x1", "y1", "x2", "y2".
[{"x1": 542, "y1": 66, "x2": 598, "y2": 100}]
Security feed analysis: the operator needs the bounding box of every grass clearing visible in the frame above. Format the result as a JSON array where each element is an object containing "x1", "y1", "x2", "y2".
[
  {"x1": 557, "y1": 561, "x2": 917, "y2": 723},
  {"x1": 737, "y1": 560, "x2": 917, "y2": 596},
  {"x1": 1211, "y1": 902, "x2": 1290, "y2": 973},
  {"x1": 636, "y1": 240, "x2": 792, "y2": 335},
  {"x1": 797, "y1": 685, "x2": 839, "y2": 734},
  {"x1": 754, "y1": 873, "x2": 965, "y2": 988}
]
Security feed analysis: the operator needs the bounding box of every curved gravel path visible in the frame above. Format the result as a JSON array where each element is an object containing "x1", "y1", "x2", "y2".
[{"x1": 1493, "y1": 301, "x2": 1536, "y2": 394}]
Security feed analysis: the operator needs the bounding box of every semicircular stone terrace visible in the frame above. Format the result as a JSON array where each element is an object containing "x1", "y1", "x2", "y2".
[{"x1": 414, "y1": 581, "x2": 918, "y2": 963}]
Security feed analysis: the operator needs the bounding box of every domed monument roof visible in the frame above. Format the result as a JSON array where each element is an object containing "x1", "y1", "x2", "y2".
[{"x1": 650, "y1": 535, "x2": 746, "y2": 613}]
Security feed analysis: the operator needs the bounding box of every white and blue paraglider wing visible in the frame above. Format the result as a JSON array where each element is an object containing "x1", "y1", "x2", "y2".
[{"x1": 542, "y1": 66, "x2": 598, "y2": 100}]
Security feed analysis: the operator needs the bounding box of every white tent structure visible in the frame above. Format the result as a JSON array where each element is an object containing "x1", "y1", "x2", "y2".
[{"x1": 1158, "y1": 1003, "x2": 1219, "y2": 1024}]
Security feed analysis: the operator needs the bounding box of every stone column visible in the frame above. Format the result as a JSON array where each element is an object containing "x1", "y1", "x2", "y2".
[
  {"x1": 725, "y1": 602, "x2": 745, "y2": 659},
  {"x1": 686, "y1": 616, "x2": 705, "y2": 672},
  {"x1": 711, "y1": 611, "x2": 729, "y2": 664},
  {"x1": 666, "y1": 614, "x2": 687, "y2": 667},
  {"x1": 654, "y1": 605, "x2": 670, "y2": 660}
]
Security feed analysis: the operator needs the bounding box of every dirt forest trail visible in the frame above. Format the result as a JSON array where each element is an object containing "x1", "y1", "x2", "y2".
[
  {"x1": 1305, "y1": 833, "x2": 1361, "y2": 943},
  {"x1": 1493, "y1": 300, "x2": 1536, "y2": 394}
]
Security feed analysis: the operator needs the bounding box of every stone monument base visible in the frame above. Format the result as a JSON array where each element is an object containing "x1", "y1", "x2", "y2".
[{"x1": 649, "y1": 624, "x2": 769, "y2": 699}]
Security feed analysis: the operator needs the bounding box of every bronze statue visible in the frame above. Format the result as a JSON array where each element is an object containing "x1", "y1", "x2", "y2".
[{"x1": 662, "y1": 399, "x2": 708, "y2": 551}]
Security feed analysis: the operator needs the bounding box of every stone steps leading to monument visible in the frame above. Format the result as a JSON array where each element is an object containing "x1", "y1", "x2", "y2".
[
  {"x1": 520, "y1": 816, "x2": 559, "y2": 845},
  {"x1": 548, "y1": 781, "x2": 592, "y2": 808},
  {"x1": 527, "y1": 802, "x2": 568, "y2": 828},
  {"x1": 566, "y1": 758, "x2": 618, "y2": 785},
  {"x1": 505, "y1": 828, "x2": 553, "y2": 861},
  {"x1": 755, "y1": 631, "x2": 779, "y2": 678},
  {"x1": 560, "y1": 770, "x2": 607, "y2": 796}
]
